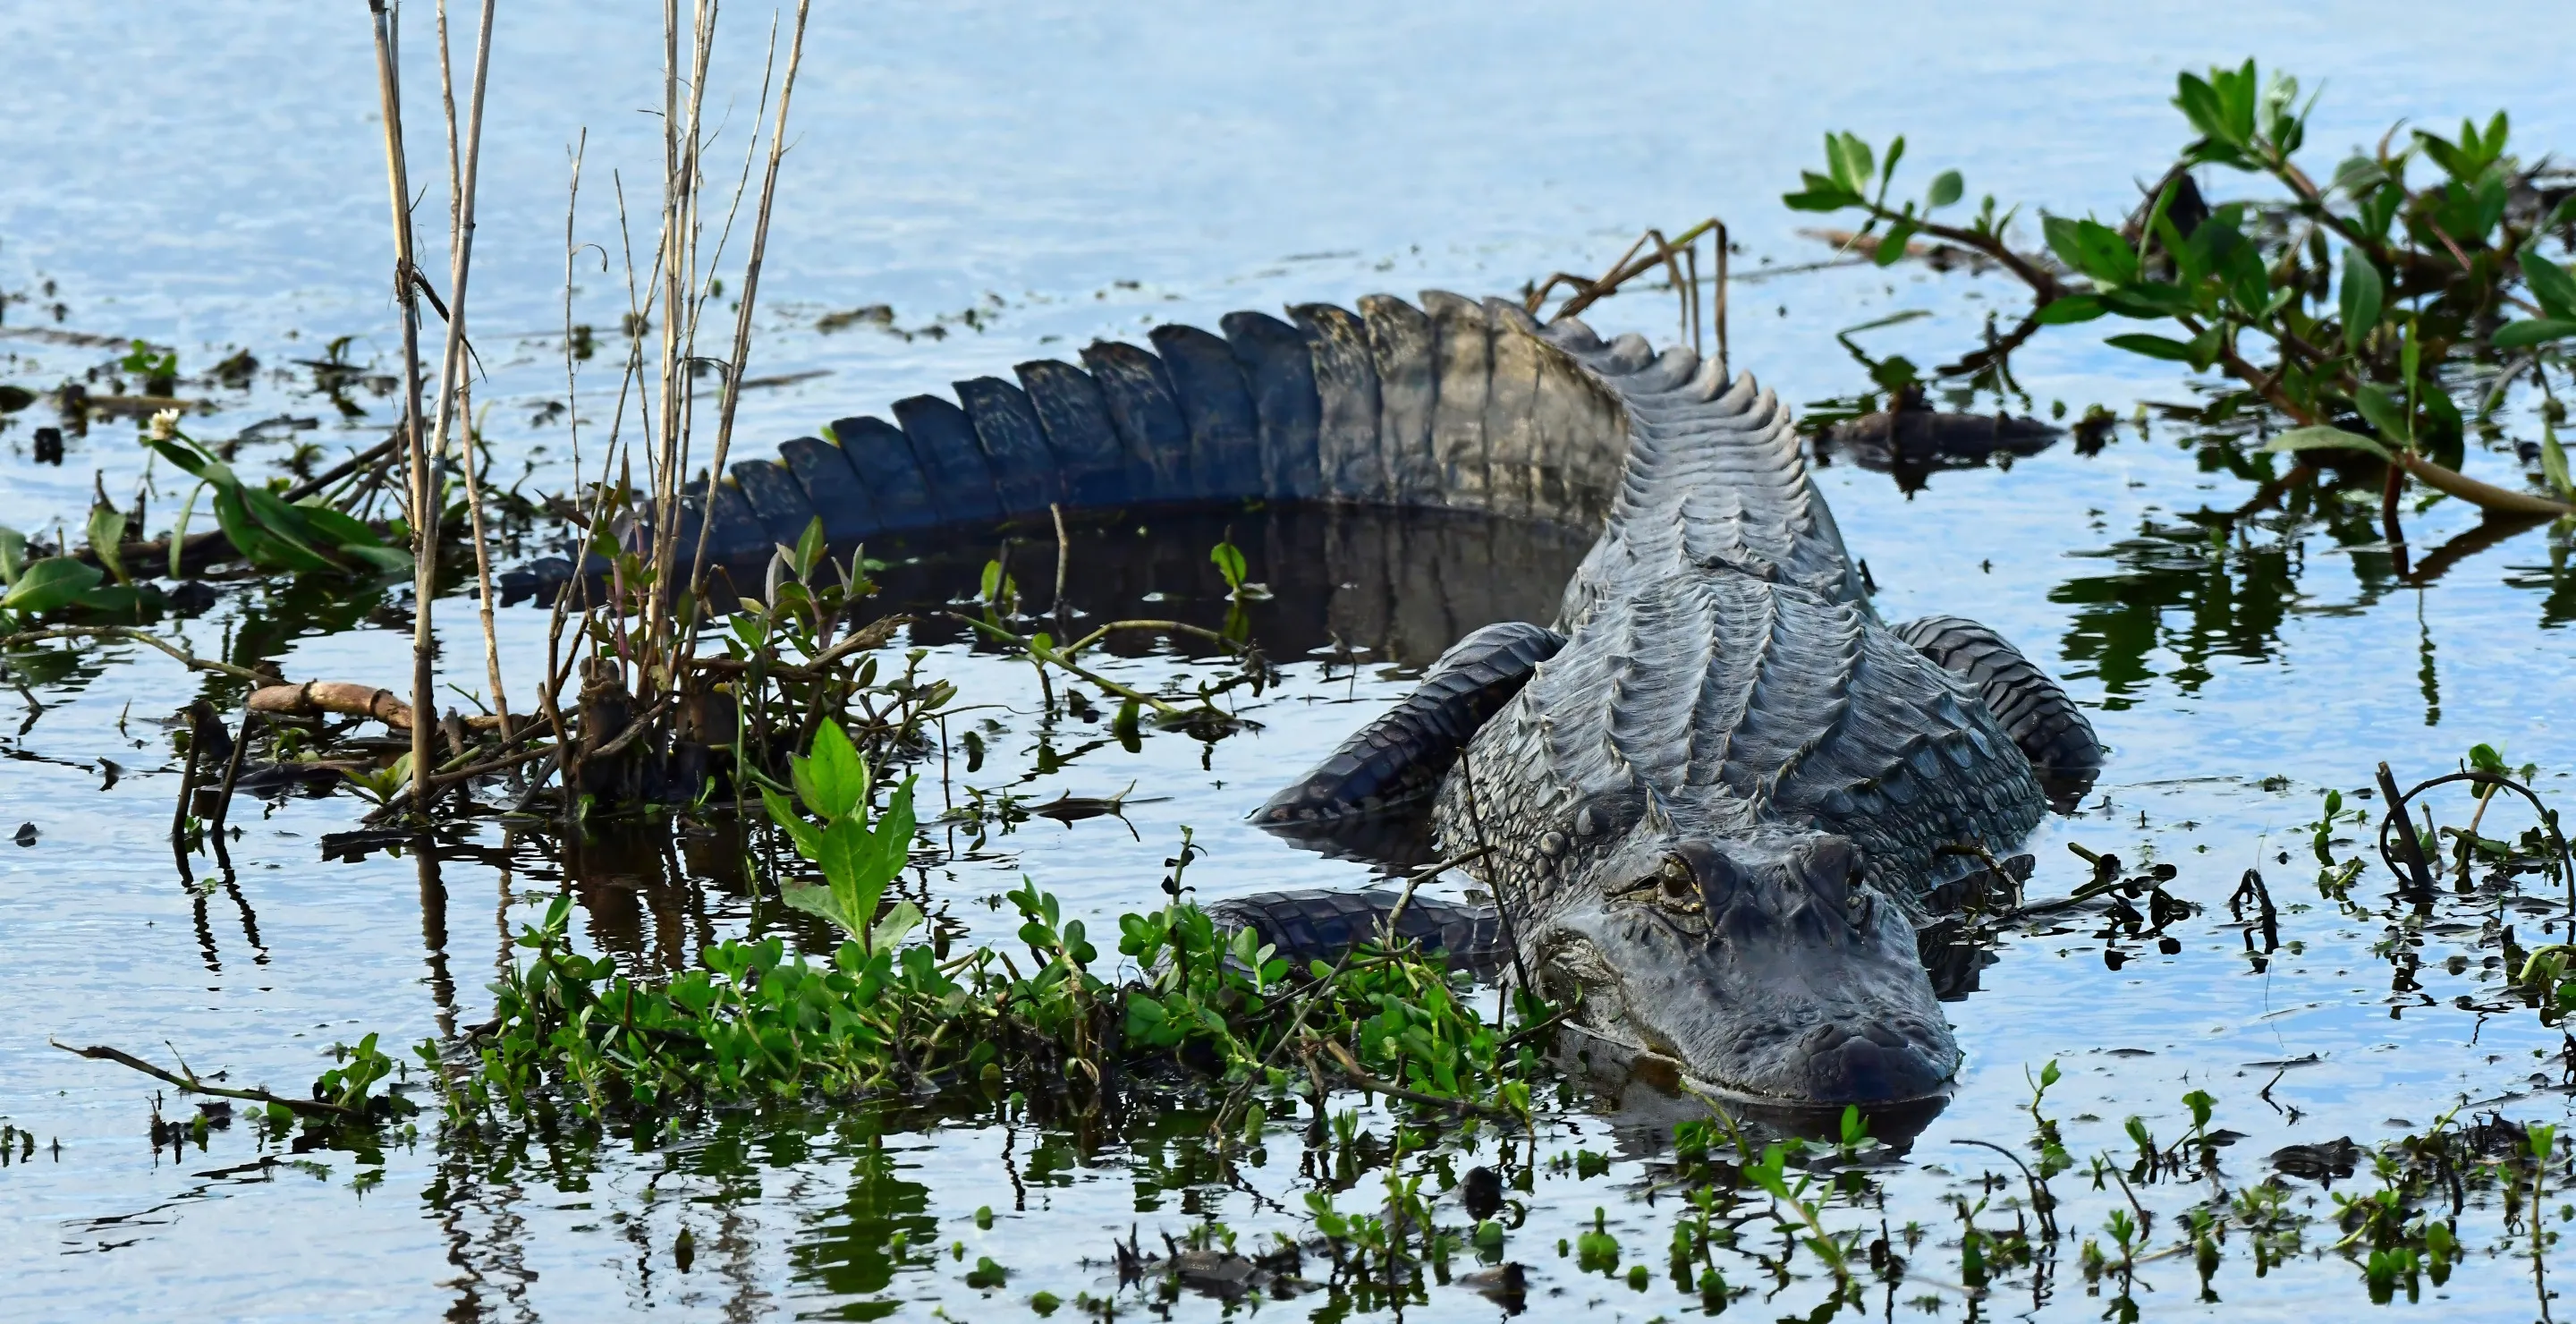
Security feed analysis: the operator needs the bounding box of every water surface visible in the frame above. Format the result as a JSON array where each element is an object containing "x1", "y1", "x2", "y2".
[{"x1": 4, "y1": 3, "x2": 2574, "y2": 1320}]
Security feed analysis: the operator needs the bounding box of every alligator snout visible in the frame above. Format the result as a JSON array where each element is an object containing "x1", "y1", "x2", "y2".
[{"x1": 1793, "y1": 1022, "x2": 1952, "y2": 1103}]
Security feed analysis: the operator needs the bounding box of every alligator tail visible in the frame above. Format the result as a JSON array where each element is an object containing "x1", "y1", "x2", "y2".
[{"x1": 633, "y1": 293, "x2": 1641, "y2": 564}]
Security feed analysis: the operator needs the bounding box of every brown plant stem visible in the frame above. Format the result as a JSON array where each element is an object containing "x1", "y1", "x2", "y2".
[
  {"x1": 1316, "y1": 1040, "x2": 1512, "y2": 1118},
  {"x1": 248, "y1": 680, "x2": 504, "y2": 732},
  {"x1": 368, "y1": 1, "x2": 438, "y2": 820},
  {"x1": 0, "y1": 626, "x2": 266, "y2": 683},
  {"x1": 432, "y1": 0, "x2": 506, "y2": 751},
  {"x1": 951, "y1": 614, "x2": 1185, "y2": 717},
  {"x1": 50, "y1": 1039, "x2": 366, "y2": 1122},
  {"x1": 681, "y1": 0, "x2": 812, "y2": 626}
]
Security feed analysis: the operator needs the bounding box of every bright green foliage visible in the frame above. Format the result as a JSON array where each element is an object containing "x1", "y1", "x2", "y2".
[
  {"x1": 313, "y1": 1033, "x2": 408, "y2": 1116},
  {"x1": 146, "y1": 424, "x2": 410, "y2": 576},
  {"x1": 1783, "y1": 60, "x2": 2576, "y2": 484},
  {"x1": 763, "y1": 719, "x2": 922, "y2": 953},
  {"x1": 0, "y1": 556, "x2": 103, "y2": 614},
  {"x1": 416, "y1": 865, "x2": 1546, "y2": 1128},
  {"x1": 1209, "y1": 537, "x2": 1247, "y2": 597},
  {"x1": 0, "y1": 521, "x2": 172, "y2": 626},
  {"x1": 119, "y1": 339, "x2": 178, "y2": 388}
]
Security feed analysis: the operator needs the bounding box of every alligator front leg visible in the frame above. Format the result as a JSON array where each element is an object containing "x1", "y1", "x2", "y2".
[
  {"x1": 1250, "y1": 620, "x2": 1563, "y2": 828},
  {"x1": 1890, "y1": 615, "x2": 2101, "y2": 805}
]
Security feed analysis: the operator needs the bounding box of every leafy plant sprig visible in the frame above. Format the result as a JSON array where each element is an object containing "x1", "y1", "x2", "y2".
[{"x1": 1786, "y1": 59, "x2": 2576, "y2": 518}]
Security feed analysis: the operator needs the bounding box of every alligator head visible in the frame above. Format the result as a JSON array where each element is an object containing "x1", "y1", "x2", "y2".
[{"x1": 1521, "y1": 810, "x2": 1957, "y2": 1106}]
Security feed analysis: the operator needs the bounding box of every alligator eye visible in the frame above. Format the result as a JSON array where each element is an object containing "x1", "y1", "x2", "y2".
[
  {"x1": 1846, "y1": 887, "x2": 1875, "y2": 930},
  {"x1": 1611, "y1": 854, "x2": 1705, "y2": 916},
  {"x1": 1655, "y1": 856, "x2": 1703, "y2": 912}
]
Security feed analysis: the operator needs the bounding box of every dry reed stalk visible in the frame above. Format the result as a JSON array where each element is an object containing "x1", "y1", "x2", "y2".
[
  {"x1": 366, "y1": 0, "x2": 437, "y2": 818},
  {"x1": 682, "y1": 0, "x2": 814, "y2": 637},
  {"x1": 429, "y1": 0, "x2": 513, "y2": 743},
  {"x1": 640, "y1": 4, "x2": 720, "y2": 692},
  {"x1": 540, "y1": 131, "x2": 592, "y2": 770}
]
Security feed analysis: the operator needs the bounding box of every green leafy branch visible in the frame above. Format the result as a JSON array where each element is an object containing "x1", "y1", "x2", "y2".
[{"x1": 1787, "y1": 59, "x2": 2576, "y2": 518}]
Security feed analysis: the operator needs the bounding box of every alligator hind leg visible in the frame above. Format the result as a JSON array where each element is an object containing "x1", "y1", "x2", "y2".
[
  {"x1": 1205, "y1": 888, "x2": 1507, "y2": 976},
  {"x1": 1891, "y1": 615, "x2": 2101, "y2": 806},
  {"x1": 1251, "y1": 620, "x2": 1564, "y2": 828}
]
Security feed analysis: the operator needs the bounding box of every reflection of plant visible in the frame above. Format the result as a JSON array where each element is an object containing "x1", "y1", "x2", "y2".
[{"x1": 1789, "y1": 59, "x2": 2576, "y2": 520}]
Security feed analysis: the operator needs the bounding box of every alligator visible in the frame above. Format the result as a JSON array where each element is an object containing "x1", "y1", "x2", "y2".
[{"x1": 643, "y1": 291, "x2": 2098, "y2": 1108}]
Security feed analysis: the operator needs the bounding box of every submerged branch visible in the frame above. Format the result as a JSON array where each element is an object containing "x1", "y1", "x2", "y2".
[
  {"x1": 0, "y1": 625, "x2": 266, "y2": 683},
  {"x1": 50, "y1": 1038, "x2": 367, "y2": 1122}
]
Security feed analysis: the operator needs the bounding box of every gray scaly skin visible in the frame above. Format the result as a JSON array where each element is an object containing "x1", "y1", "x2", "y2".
[
  {"x1": 608, "y1": 290, "x2": 2097, "y2": 1106},
  {"x1": 1416, "y1": 327, "x2": 2055, "y2": 1106}
]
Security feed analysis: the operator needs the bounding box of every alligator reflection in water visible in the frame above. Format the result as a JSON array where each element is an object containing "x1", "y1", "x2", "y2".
[{"x1": 870, "y1": 503, "x2": 1596, "y2": 669}]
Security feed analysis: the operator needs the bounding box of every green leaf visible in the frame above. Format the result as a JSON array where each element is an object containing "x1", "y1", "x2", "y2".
[
  {"x1": 2262, "y1": 425, "x2": 2393, "y2": 462},
  {"x1": 2413, "y1": 129, "x2": 2470, "y2": 183},
  {"x1": 2041, "y1": 216, "x2": 2138, "y2": 285},
  {"x1": 2033, "y1": 294, "x2": 2106, "y2": 325},
  {"x1": 297, "y1": 504, "x2": 383, "y2": 550},
  {"x1": 72, "y1": 583, "x2": 147, "y2": 618},
  {"x1": 867, "y1": 776, "x2": 919, "y2": 887},
  {"x1": 240, "y1": 485, "x2": 341, "y2": 571},
  {"x1": 1879, "y1": 135, "x2": 1904, "y2": 188},
  {"x1": 798, "y1": 719, "x2": 869, "y2": 820},
  {"x1": 1782, "y1": 183, "x2": 1862, "y2": 214},
  {"x1": 2174, "y1": 72, "x2": 2226, "y2": 143},
  {"x1": 81, "y1": 506, "x2": 127, "y2": 586},
  {"x1": 2096, "y1": 283, "x2": 2197, "y2": 318},
  {"x1": 1828, "y1": 132, "x2": 1875, "y2": 195},
  {"x1": 2353, "y1": 384, "x2": 2411, "y2": 443},
  {"x1": 336, "y1": 544, "x2": 413, "y2": 576},
  {"x1": 146, "y1": 438, "x2": 223, "y2": 485},
  {"x1": 869, "y1": 899, "x2": 925, "y2": 952},
  {"x1": 2494, "y1": 318, "x2": 2576, "y2": 350},
  {"x1": 815, "y1": 816, "x2": 883, "y2": 921},
  {"x1": 1927, "y1": 169, "x2": 1963, "y2": 210},
  {"x1": 2519, "y1": 250, "x2": 2576, "y2": 321},
  {"x1": 1873, "y1": 219, "x2": 1917, "y2": 267},
  {"x1": 2104, "y1": 333, "x2": 2199, "y2": 363},
  {"x1": 794, "y1": 515, "x2": 827, "y2": 580},
  {"x1": 2331, "y1": 155, "x2": 2389, "y2": 198},
  {"x1": 2340, "y1": 251, "x2": 2384, "y2": 352},
  {"x1": 0, "y1": 526, "x2": 24, "y2": 585},
  {"x1": 759, "y1": 785, "x2": 824, "y2": 861},
  {"x1": 2, "y1": 557, "x2": 106, "y2": 613},
  {"x1": 2544, "y1": 427, "x2": 2572, "y2": 501},
  {"x1": 1209, "y1": 539, "x2": 1247, "y2": 592}
]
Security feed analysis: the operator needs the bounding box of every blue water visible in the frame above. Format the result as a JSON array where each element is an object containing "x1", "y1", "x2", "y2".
[{"x1": 4, "y1": 2, "x2": 2573, "y2": 1319}]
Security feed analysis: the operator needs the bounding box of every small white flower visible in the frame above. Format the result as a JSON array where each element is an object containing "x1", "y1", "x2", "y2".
[{"x1": 147, "y1": 408, "x2": 181, "y2": 442}]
